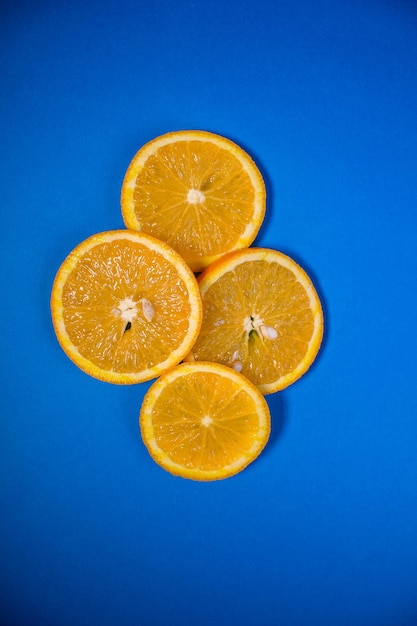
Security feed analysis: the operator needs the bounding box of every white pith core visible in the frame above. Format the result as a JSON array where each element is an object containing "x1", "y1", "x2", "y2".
[
  {"x1": 113, "y1": 297, "x2": 155, "y2": 323},
  {"x1": 201, "y1": 415, "x2": 213, "y2": 427},
  {"x1": 114, "y1": 297, "x2": 138, "y2": 322},
  {"x1": 187, "y1": 188, "x2": 205, "y2": 204},
  {"x1": 243, "y1": 314, "x2": 277, "y2": 340}
]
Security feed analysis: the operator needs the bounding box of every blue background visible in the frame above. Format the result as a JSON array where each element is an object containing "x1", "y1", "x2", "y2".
[{"x1": 1, "y1": 1, "x2": 417, "y2": 624}]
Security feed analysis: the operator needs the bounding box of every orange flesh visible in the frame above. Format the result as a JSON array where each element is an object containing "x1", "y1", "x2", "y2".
[
  {"x1": 191, "y1": 260, "x2": 315, "y2": 387},
  {"x1": 150, "y1": 371, "x2": 263, "y2": 471},
  {"x1": 61, "y1": 240, "x2": 192, "y2": 373},
  {"x1": 132, "y1": 141, "x2": 256, "y2": 261}
]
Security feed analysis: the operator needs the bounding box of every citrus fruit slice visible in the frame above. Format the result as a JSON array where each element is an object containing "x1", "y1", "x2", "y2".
[
  {"x1": 186, "y1": 248, "x2": 323, "y2": 394},
  {"x1": 121, "y1": 130, "x2": 266, "y2": 272},
  {"x1": 50, "y1": 230, "x2": 202, "y2": 384},
  {"x1": 140, "y1": 361, "x2": 271, "y2": 481}
]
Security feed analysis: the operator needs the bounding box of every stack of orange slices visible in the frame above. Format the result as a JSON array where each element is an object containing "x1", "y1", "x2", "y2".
[{"x1": 51, "y1": 130, "x2": 324, "y2": 481}]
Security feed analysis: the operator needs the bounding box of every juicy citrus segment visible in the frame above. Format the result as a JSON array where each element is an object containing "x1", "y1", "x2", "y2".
[
  {"x1": 121, "y1": 130, "x2": 266, "y2": 272},
  {"x1": 186, "y1": 249, "x2": 323, "y2": 394},
  {"x1": 51, "y1": 230, "x2": 202, "y2": 384},
  {"x1": 140, "y1": 362, "x2": 270, "y2": 480}
]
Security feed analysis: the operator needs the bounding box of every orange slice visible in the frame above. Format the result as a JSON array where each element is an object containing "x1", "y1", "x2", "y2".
[
  {"x1": 50, "y1": 230, "x2": 202, "y2": 384},
  {"x1": 186, "y1": 248, "x2": 324, "y2": 394},
  {"x1": 120, "y1": 130, "x2": 266, "y2": 272},
  {"x1": 140, "y1": 361, "x2": 271, "y2": 481}
]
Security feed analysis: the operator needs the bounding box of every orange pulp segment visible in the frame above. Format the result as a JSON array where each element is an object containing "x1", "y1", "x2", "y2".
[
  {"x1": 51, "y1": 230, "x2": 202, "y2": 384},
  {"x1": 121, "y1": 130, "x2": 266, "y2": 272},
  {"x1": 140, "y1": 361, "x2": 271, "y2": 481},
  {"x1": 186, "y1": 248, "x2": 323, "y2": 394}
]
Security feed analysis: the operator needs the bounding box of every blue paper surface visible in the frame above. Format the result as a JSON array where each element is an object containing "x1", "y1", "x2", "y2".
[{"x1": 1, "y1": 1, "x2": 417, "y2": 624}]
